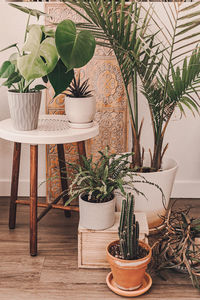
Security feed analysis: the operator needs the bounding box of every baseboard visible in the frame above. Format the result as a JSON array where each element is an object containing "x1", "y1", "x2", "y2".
[
  {"x1": 0, "y1": 179, "x2": 46, "y2": 197},
  {"x1": 171, "y1": 180, "x2": 200, "y2": 198}
]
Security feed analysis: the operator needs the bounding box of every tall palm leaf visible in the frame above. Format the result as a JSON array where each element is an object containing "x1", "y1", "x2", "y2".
[{"x1": 139, "y1": 1, "x2": 200, "y2": 169}]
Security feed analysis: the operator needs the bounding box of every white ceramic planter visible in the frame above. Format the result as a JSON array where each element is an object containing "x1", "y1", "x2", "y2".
[
  {"x1": 8, "y1": 91, "x2": 42, "y2": 131},
  {"x1": 79, "y1": 194, "x2": 115, "y2": 230},
  {"x1": 65, "y1": 96, "x2": 96, "y2": 128},
  {"x1": 116, "y1": 155, "x2": 178, "y2": 229}
]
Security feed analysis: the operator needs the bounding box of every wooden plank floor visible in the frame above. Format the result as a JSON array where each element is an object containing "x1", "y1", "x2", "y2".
[{"x1": 0, "y1": 197, "x2": 199, "y2": 300}]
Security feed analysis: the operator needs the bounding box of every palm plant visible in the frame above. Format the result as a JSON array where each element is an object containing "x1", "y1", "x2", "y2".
[{"x1": 62, "y1": 0, "x2": 200, "y2": 170}]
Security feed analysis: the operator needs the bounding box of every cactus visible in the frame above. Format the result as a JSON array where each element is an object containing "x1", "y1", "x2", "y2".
[{"x1": 118, "y1": 193, "x2": 140, "y2": 260}]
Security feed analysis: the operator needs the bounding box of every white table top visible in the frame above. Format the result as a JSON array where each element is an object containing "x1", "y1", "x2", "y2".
[{"x1": 0, "y1": 115, "x2": 99, "y2": 145}]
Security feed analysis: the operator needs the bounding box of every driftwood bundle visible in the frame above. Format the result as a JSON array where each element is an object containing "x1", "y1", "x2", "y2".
[{"x1": 150, "y1": 206, "x2": 200, "y2": 289}]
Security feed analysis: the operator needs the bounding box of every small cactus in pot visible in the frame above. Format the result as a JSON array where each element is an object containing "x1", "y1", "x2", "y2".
[
  {"x1": 107, "y1": 193, "x2": 152, "y2": 291},
  {"x1": 118, "y1": 194, "x2": 140, "y2": 260}
]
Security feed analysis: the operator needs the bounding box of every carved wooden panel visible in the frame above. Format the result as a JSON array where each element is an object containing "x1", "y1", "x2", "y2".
[{"x1": 45, "y1": 3, "x2": 128, "y2": 202}]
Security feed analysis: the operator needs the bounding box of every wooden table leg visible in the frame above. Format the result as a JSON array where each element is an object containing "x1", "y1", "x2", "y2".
[
  {"x1": 77, "y1": 141, "x2": 86, "y2": 166},
  {"x1": 57, "y1": 144, "x2": 71, "y2": 218},
  {"x1": 9, "y1": 142, "x2": 21, "y2": 229},
  {"x1": 30, "y1": 145, "x2": 38, "y2": 256}
]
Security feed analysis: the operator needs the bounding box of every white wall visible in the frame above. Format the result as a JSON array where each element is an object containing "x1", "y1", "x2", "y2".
[
  {"x1": 0, "y1": 3, "x2": 46, "y2": 196},
  {"x1": 0, "y1": 2, "x2": 200, "y2": 198}
]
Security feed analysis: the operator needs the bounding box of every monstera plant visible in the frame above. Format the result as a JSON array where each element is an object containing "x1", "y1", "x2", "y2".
[
  {"x1": 0, "y1": 3, "x2": 96, "y2": 96},
  {"x1": 0, "y1": 3, "x2": 95, "y2": 130}
]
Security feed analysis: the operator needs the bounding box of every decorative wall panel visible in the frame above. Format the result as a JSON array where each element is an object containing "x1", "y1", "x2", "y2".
[{"x1": 45, "y1": 3, "x2": 128, "y2": 202}]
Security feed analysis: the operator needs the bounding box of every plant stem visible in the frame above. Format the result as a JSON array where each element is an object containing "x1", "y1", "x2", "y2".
[
  {"x1": 152, "y1": 9, "x2": 178, "y2": 170},
  {"x1": 24, "y1": 13, "x2": 31, "y2": 43},
  {"x1": 15, "y1": 45, "x2": 21, "y2": 56},
  {"x1": 133, "y1": 70, "x2": 138, "y2": 134},
  {"x1": 23, "y1": 80, "x2": 33, "y2": 92}
]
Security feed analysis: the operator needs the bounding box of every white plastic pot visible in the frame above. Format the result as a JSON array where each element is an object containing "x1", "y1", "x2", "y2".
[
  {"x1": 116, "y1": 155, "x2": 178, "y2": 229},
  {"x1": 65, "y1": 96, "x2": 96, "y2": 128},
  {"x1": 79, "y1": 194, "x2": 115, "y2": 230},
  {"x1": 8, "y1": 91, "x2": 41, "y2": 131}
]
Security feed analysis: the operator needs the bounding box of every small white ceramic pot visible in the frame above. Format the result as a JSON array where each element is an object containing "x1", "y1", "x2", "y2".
[
  {"x1": 65, "y1": 96, "x2": 96, "y2": 128},
  {"x1": 7, "y1": 91, "x2": 42, "y2": 131},
  {"x1": 79, "y1": 194, "x2": 115, "y2": 230}
]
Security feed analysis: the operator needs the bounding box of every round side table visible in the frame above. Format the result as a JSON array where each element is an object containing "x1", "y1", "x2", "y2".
[{"x1": 0, "y1": 115, "x2": 99, "y2": 256}]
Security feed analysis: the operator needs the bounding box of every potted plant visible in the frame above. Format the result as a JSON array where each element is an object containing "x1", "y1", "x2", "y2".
[
  {"x1": 0, "y1": 3, "x2": 95, "y2": 131},
  {"x1": 66, "y1": 147, "x2": 147, "y2": 230},
  {"x1": 106, "y1": 193, "x2": 152, "y2": 296},
  {"x1": 63, "y1": 0, "x2": 200, "y2": 228},
  {"x1": 150, "y1": 206, "x2": 200, "y2": 289},
  {"x1": 63, "y1": 73, "x2": 96, "y2": 128}
]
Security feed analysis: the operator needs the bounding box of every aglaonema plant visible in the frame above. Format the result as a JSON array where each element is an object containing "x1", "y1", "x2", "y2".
[
  {"x1": 0, "y1": 3, "x2": 96, "y2": 97},
  {"x1": 65, "y1": 146, "x2": 161, "y2": 205},
  {"x1": 62, "y1": 0, "x2": 200, "y2": 170}
]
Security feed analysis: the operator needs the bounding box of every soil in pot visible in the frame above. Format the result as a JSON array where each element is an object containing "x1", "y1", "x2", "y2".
[
  {"x1": 109, "y1": 241, "x2": 148, "y2": 260},
  {"x1": 81, "y1": 193, "x2": 114, "y2": 203}
]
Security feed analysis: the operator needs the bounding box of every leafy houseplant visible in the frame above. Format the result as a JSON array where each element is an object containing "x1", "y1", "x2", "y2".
[
  {"x1": 106, "y1": 194, "x2": 152, "y2": 291},
  {"x1": 151, "y1": 207, "x2": 200, "y2": 289},
  {"x1": 66, "y1": 147, "x2": 150, "y2": 230},
  {"x1": 0, "y1": 3, "x2": 95, "y2": 130},
  {"x1": 62, "y1": 73, "x2": 96, "y2": 128}
]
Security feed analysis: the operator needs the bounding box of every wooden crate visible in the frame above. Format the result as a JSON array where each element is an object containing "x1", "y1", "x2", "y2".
[{"x1": 78, "y1": 212, "x2": 149, "y2": 268}]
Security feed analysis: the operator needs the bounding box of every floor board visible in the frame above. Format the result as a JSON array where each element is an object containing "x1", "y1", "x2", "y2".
[{"x1": 0, "y1": 197, "x2": 199, "y2": 299}]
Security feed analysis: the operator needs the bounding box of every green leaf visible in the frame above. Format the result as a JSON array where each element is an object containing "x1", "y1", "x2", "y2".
[
  {"x1": 32, "y1": 85, "x2": 47, "y2": 91},
  {"x1": 18, "y1": 25, "x2": 59, "y2": 81},
  {"x1": 179, "y1": 1, "x2": 200, "y2": 13},
  {"x1": 42, "y1": 75, "x2": 48, "y2": 84},
  {"x1": 9, "y1": 3, "x2": 46, "y2": 20},
  {"x1": 0, "y1": 61, "x2": 15, "y2": 78},
  {"x1": 2, "y1": 72, "x2": 21, "y2": 88},
  {"x1": 180, "y1": 96, "x2": 199, "y2": 113},
  {"x1": 47, "y1": 59, "x2": 74, "y2": 98},
  {"x1": 55, "y1": 19, "x2": 96, "y2": 70},
  {"x1": 9, "y1": 53, "x2": 18, "y2": 67}
]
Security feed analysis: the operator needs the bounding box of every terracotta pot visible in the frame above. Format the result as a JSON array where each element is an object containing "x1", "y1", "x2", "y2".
[{"x1": 106, "y1": 240, "x2": 152, "y2": 291}]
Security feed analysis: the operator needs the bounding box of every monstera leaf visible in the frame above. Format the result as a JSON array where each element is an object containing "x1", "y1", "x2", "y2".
[
  {"x1": 0, "y1": 61, "x2": 15, "y2": 78},
  {"x1": 17, "y1": 25, "x2": 59, "y2": 81},
  {"x1": 47, "y1": 59, "x2": 74, "y2": 98},
  {"x1": 55, "y1": 20, "x2": 96, "y2": 71}
]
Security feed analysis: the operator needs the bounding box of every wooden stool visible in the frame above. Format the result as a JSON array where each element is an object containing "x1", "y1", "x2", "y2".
[{"x1": 0, "y1": 115, "x2": 99, "y2": 256}]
